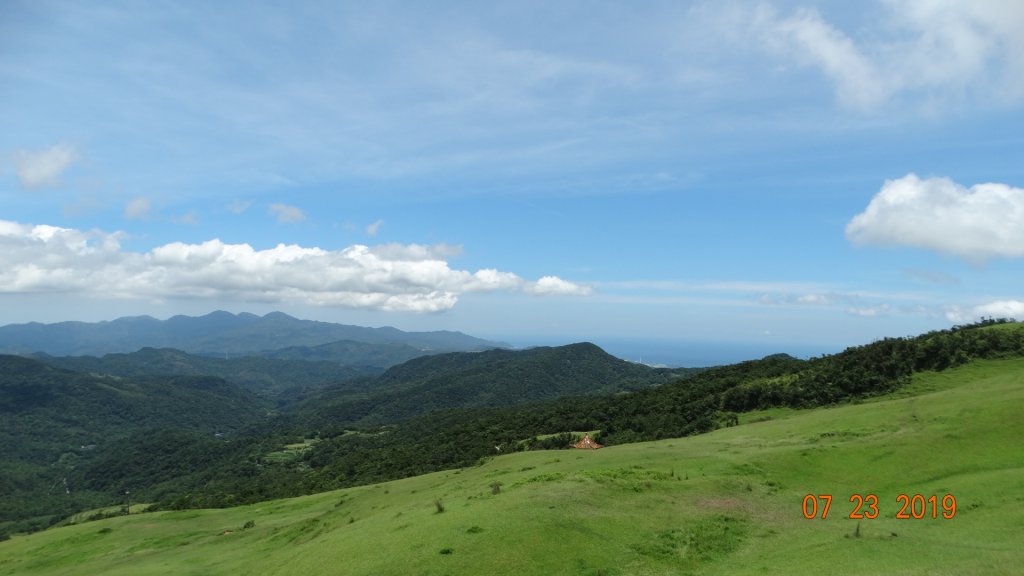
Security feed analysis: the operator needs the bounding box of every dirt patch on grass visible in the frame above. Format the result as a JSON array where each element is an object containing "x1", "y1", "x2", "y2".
[{"x1": 696, "y1": 498, "x2": 744, "y2": 511}]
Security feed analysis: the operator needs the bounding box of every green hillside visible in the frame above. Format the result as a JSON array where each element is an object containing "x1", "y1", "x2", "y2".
[
  {"x1": 299, "y1": 342, "x2": 698, "y2": 427},
  {"x1": 0, "y1": 356, "x2": 270, "y2": 533},
  {"x1": 255, "y1": 338, "x2": 429, "y2": 369},
  {"x1": 1, "y1": 356, "x2": 1019, "y2": 575}
]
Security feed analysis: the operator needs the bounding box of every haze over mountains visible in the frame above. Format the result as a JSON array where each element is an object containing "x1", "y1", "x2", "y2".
[{"x1": 0, "y1": 311, "x2": 507, "y2": 358}]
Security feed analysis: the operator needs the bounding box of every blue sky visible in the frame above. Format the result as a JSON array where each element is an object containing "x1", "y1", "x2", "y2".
[{"x1": 3, "y1": 1, "x2": 1024, "y2": 364}]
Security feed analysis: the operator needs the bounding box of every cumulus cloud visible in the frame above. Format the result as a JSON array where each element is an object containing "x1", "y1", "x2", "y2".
[
  {"x1": 750, "y1": 1, "x2": 1024, "y2": 110},
  {"x1": 946, "y1": 300, "x2": 1024, "y2": 323},
  {"x1": 846, "y1": 173, "x2": 1024, "y2": 261},
  {"x1": 0, "y1": 220, "x2": 590, "y2": 312},
  {"x1": 527, "y1": 275, "x2": 594, "y2": 296},
  {"x1": 13, "y1": 143, "x2": 78, "y2": 189},
  {"x1": 268, "y1": 203, "x2": 306, "y2": 223}
]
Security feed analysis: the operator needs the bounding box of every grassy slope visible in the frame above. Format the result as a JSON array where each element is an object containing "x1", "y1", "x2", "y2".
[{"x1": 1, "y1": 358, "x2": 1021, "y2": 576}]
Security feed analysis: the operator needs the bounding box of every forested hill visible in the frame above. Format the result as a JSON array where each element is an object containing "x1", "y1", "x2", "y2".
[
  {"x1": 0, "y1": 311, "x2": 507, "y2": 356},
  {"x1": 292, "y1": 342, "x2": 702, "y2": 427},
  {"x1": 250, "y1": 339, "x2": 429, "y2": 368},
  {"x1": 35, "y1": 347, "x2": 379, "y2": 403},
  {"x1": 0, "y1": 355, "x2": 269, "y2": 532}
]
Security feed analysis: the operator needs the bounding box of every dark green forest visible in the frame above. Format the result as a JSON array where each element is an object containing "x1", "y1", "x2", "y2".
[
  {"x1": 37, "y1": 347, "x2": 382, "y2": 406},
  {"x1": 2, "y1": 319, "x2": 1021, "y2": 536},
  {"x1": 290, "y1": 342, "x2": 699, "y2": 427},
  {"x1": 0, "y1": 356, "x2": 269, "y2": 533}
]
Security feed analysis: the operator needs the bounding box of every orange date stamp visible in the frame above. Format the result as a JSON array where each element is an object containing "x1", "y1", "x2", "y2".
[{"x1": 802, "y1": 494, "x2": 957, "y2": 519}]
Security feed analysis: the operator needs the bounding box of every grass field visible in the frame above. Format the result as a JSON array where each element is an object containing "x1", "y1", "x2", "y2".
[{"x1": 1, "y1": 358, "x2": 1021, "y2": 575}]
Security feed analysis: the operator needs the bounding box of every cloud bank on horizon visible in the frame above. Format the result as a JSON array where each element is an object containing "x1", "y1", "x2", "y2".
[
  {"x1": 2, "y1": 0, "x2": 1023, "y2": 352},
  {"x1": 0, "y1": 219, "x2": 590, "y2": 312}
]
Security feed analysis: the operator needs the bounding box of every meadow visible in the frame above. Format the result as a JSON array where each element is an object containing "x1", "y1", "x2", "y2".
[{"x1": 1, "y1": 358, "x2": 1021, "y2": 575}]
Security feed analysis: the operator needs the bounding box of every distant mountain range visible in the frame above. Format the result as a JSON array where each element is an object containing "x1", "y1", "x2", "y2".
[{"x1": 0, "y1": 311, "x2": 508, "y2": 357}]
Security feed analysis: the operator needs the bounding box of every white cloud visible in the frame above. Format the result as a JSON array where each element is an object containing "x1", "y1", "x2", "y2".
[
  {"x1": 750, "y1": 1, "x2": 1024, "y2": 111},
  {"x1": 974, "y1": 300, "x2": 1024, "y2": 319},
  {"x1": 365, "y1": 219, "x2": 384, "y2": 236},
  {"x1": 762, "y1": 7, "x2": 887, "y2": 110},
  {"x1": 13, "y1": 143, "x2": 78, "y2": 189},
  {"x1": 268, "y1": 203, "x2": 305, "y2": 223},
  {"x1": 370, "y1": 242, "x2": 463, "y2": 261},
  {"x1": 0, "y1": 220, "x2": 590, "y2": 312},
  {"x1": 124, "y1": 197, "x2": 152, "y2": 220},
  {"x1": 942, "y1": 301, "x2": 1024, "y2": 323},
  {"x1": 946, "y1": 300, "x2": 1024, "y2": 323},
  {"x1": 846, "y1": 173, "x2": 1024, "y2": 261},
  {"x1": 527, "y1": 275, "x2": 593, "y2": 296}
]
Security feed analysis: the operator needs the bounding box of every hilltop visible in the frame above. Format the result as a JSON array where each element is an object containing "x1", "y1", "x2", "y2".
[{"x1": 297, "y1": 342, "x2": 700, "y2": 427}]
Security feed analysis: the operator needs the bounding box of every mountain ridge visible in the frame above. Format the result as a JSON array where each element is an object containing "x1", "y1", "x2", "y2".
[{"x1": 0, "y1": 311, "x2": 508, "y2": 356}]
